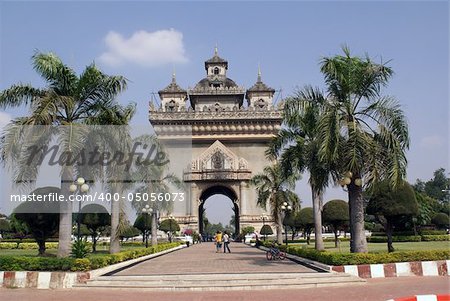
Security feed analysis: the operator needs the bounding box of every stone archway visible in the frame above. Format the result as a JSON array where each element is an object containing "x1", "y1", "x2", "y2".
[
  {"x1": 149, "y1": 51, "x2": 283, "y2": 233},
  {"x1": 198, "y1": 185, "x2": 240, "y2": 236}
]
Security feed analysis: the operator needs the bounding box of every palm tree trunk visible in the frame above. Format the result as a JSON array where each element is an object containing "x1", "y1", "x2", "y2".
[
  {"x1": 386, "y1": 218, "x2": 395, "y2": 253},
  {"x1": 58, "y1": 167, "x2": 73, "y2": 257},
  {"x1": 109, "y1": 190, "x2": 120, "y2": 254},
  {"x1": 312, "y1": 187, "x2": 324, "y2": 251},
  {"x1": 276, "y1": 210, "x2": 283, "y2": 244},
  {"x1": 37, "y1": 239, "x2": 46, "y2": 256},
  {"x1": 348, "y1": 182, "x2": 368, "y2": 253},
  {"x1": 334, "y1": 227, "x2": 339, "y2": 248},
  {"x1": 151, "y1": 213, "x2": 158, "y2": 246}
]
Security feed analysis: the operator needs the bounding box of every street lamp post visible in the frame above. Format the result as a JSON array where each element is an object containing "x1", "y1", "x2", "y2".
[
  {"x1": 168, "y1": 214, "x2": 174, "y2": 243},
  {"x1": 142, "y1": 205, "x2": 152, "y2": 248},
  {"x1": 69, "y1": 177, "x2": 90, "y2": 241},
  {"x1": 281, "y1": 202, "x2": 292, "y2": 246},
  {"x1": 260, "y1": 214, "x2": 268, "y2": 241}
]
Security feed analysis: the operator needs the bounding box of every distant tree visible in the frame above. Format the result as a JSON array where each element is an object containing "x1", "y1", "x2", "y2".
[
  {"x1": 367, "y1": 181, "x2": 418, "y2": 252},
  {"x1": 205, "y1": 222, "x2": 224, "y2": 236},
  {"x1": 0, "y1": 218, "x2": 11, "y2": 238},
  {"x1": 72, "y1": 224, "x2": 91, "y2": 238},
  {"x1": 159, "y1": 219, "x2": 180, "y2": 242},
  {"x1": 241, "y1": 226, "x2": 255, "y2": 235},
  {"x1": 260, "y1": 225, "x2": 273, "y2": 238},
  {"x1": 298, "y1": 208, "x2": 314, "y2": 244},
  {"x1": 119, "y1": 225, "x2": 140, "y2": 241},
  {"x1": 413, "y1": 192, "x2": 438, "y2": 229},
  {"x1": 78, "y1": 204, "x2": 110, "y2": 252},
  {"x1": 133, "y1": 214, "x2": 152, "y2": 244},
  {"x1": 284, "y1": 212, "x2": 303, "y2": 240},
  {"x1": 414, "y1": 168, "x2": 450, "y2": 203},
  {"x1": 13, "y1": 187, "x2": 60, "y2": 255},
  {"x1": 202, "y1": 216, "x2": 210, "y2": 235},
  {"x1": 9, "y1": 216, "x2": 30, "y2": 246},
  {"x1": 431, "y1": 213, "x2": 449, "y2": 230},
  {"x1": 323, "y1": 200, "x2": 349, "y2": 247}
]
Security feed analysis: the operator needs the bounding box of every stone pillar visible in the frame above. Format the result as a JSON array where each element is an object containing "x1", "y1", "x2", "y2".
[
  {"x1": 240, "y1": 181, "x2": 248, "y2": 216},
  {"x1": 190, "y1": 183, "x2": 199, "y2": 217}
]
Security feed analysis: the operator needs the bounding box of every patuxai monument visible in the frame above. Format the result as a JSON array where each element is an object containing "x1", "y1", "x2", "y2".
[{"x1": 149, "y1": 48, "x2": 283, "y2": 235}]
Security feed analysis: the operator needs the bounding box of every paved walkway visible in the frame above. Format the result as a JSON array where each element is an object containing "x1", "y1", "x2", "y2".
[{"x1": 114, "y1": 242, "x2": 315, "y2": 275}]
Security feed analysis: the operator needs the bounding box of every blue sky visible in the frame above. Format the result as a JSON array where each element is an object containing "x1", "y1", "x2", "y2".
[{"x1": 0, "y1": 1, "x2": 448, "y2": 225}]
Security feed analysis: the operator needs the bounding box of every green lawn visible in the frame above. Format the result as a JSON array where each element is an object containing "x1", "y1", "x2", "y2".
[{"x1": 288, "y1": 240, "x2": 450, "y2": 253}]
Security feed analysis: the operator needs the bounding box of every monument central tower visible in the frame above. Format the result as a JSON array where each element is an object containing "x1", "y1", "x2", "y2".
[{"x1": 149, "y1": 48, "x2": 282, "y2": 234}]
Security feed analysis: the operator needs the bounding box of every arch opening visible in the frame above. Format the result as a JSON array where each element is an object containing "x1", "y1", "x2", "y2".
[{"x1": 198, "y1": 185, "x2": 239, "y2": 238}]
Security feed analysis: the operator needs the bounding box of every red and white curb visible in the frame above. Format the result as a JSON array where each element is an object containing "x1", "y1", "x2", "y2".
[
  {"x1": 332, "y1": 260, "x2": 449, "y2": 278},
  {"x1": 386, "y1": 294, "x2": 450, "y2": 301},
  {"x1": 0, "y1": 271, "x2": 90, "y2": 289}
]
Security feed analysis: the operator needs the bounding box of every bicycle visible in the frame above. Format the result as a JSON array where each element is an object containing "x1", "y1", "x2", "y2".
[{"x1": 266, "y1": 244, "x2": 286, "y2": 261}]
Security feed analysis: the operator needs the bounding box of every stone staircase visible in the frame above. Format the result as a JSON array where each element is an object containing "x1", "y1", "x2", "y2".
[{"x1": 75, "y1": 272, "x2": 366, "y2": 291}]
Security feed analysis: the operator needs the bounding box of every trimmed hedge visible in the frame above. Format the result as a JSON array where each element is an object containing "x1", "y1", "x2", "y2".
[
  {"x1": 420, "y1": 230, "x2": 447, "y2": 235},
  {"x1": 260, "y1": 241, "x2": 450, "y2": 265},
  {"x1": 367, "y1": 236, "x2": 422, "y2": 243},
  {"x1": 421, "y1": 235, "x2": 450, "y2": 241},
  {"x1": 368, "y1": 235, "x2": 449, "y2": 243},
  {"x1": 273, "y1": 237, "x2": 351, "y2": 244},
  {"x1": 0, "y1": 242, "x2": 59, "y2": 250},
  {"x1": 0, "y1": 238, "x2": 59, "y2": 243},
  {"x1": 284, "y1": 246, "x2": 450, "y2": 265},
  {"x1": 0, "y1": 242, "x2": 182, "y2": 271}
]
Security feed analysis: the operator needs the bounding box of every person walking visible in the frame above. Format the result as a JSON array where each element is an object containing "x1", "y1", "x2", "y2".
[
  {"x1": 214, "y1": 231, "x2": 222, "y2": 253},
  {"x1": 223, "y1": 231, "x2": 231, "y2": 253}
]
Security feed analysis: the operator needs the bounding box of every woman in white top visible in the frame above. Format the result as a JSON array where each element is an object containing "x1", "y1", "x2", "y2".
[{"x1": 223, "y1": 231, "x2": 231, "y2": 253}]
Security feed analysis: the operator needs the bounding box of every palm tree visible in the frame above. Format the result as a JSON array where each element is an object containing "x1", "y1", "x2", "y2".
[
  {"x1": 251, "y1": 164, "x2": 300, "y2": 244},
  {"x1": 268, "y1": 87, "x2": 335, "y2": 251},
  {"x1": 85, "y1": 103, "x2": 136, "y2": 254},
  {"x1": 0, "y1": 52, "x2": 128, "y2": 257},
  {"x1": 131, "y1": 135, "x2": 182, "y2": 246},
  {"x1": 318, "y1": 46, "x2": 409, "y2": 253}
]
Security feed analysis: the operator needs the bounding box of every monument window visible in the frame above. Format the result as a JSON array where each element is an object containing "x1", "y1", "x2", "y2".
[
  {"x1": 166, "y1": 100, "x2": 177, "y2": 112},
  {"x1": 214, "y1": 67, "x2": 220, "y2": 75},
  {"x1": 256, "y1": 98, "x2": 267, "y2": 109}
]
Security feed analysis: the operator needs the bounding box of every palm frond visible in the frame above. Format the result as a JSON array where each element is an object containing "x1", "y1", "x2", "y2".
[
  {"x1": 0, "y1": 84, "x2": 44, "y2": 109},
  {"x1": 32, "y1": 51, "x2": 77, "y2": 95}
]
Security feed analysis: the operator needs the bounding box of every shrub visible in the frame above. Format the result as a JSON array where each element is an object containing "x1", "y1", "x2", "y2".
[
  {"x1": 0, "y1": 242, "x2": 59, "y2": 250},
  {"x1": 72, "y1": 258, "x2": 91, "y2": 271},
  {"x1": 71, "y1": 239, "x2": 90, "y2": 258},
  {"x1": 283, "y1": 246, "x2": 450, "y2": 265},
  {"x1": 420, "y1": 230, "x2": 447, "y2": 235},
  {"x1": 260, "y1": 225, "x2": 273, "y2": 236},
  {"x1": 0, "y1": 242, "x2": 182, "y2": 271},
  {"x1": 367, "y1": 236, "x2": 421, "y2": 243},
  {"x1": 431, "y1": 213, "x2": 450, "y2": 230},
  {"x1": 421, "y1": 235, "x2": 450, "y2": 241}
]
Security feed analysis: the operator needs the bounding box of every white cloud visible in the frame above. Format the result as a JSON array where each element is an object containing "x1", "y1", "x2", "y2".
[
  {"x1": 99, "y1": 29, "x2": 188, "y2": 67},
  {"x1": 0, "y1": 111, "x2": 12, "y2": 132},
  {"x1": 420, "y1": 134, "x2": 444, "y2": 149}
]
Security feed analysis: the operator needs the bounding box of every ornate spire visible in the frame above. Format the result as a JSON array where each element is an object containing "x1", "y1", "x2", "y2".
[
  {"x1": 172, "y1": 67, "x2": 176, "y2": 83},
  {"x1": 257, "y1": 64, "x2": 262, "y2": 83},
  {"x1": 214, "y1": 44, "x2": 218, "y2": 56}
]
